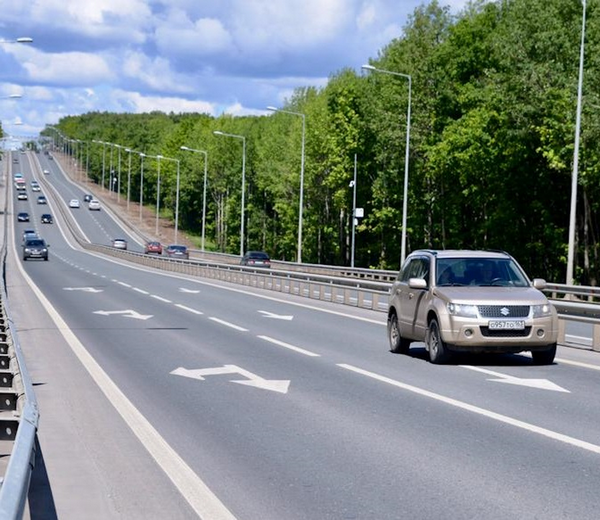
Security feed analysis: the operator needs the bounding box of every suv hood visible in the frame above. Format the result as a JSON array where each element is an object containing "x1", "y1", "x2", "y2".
[{"x1": 433, "y1": 286, "x2": 549, "y2": 305}]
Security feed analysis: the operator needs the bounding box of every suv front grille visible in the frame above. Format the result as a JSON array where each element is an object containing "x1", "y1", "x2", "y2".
[{"x1": 478, "y1": 305, "x2": 529, "y2": 318}]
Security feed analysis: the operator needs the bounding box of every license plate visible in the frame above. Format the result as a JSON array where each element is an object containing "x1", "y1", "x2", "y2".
[{"x1": 488, "y1": 320, "x2": 525, "y2": 330}]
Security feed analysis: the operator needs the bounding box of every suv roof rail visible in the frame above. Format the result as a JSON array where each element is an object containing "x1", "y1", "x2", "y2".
[
  {"x1": 486, "y1": 249, "x2": 511, "y2": 257},
  {"x1": 411, "y1": 249, "x2": 438, "y2": 255}
]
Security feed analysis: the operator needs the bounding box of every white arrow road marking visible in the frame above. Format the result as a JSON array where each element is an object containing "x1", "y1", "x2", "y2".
[
  {"x1": 180, "y1": 288, "x2": 201, "y2": 293},
  {"x1": 258, "y1": 310, "x2": 294, "y2": 320},
  {"x1": 63, "y1": 287, "x2": 104, "y2": 293},
  {"x1": 171, "y1": 364, "x2": 290, "y2": 394},
  {"x1": 93, "y1": 310, "x2": 153, "y2": 320},
  {"x1": 460, "y1": 365, "x2": 570, "y2": 393}
]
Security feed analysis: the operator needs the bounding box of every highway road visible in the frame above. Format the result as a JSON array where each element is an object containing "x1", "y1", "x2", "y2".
[{"x1": 5, "y1": 151, "x2": 600, "y2": 519}]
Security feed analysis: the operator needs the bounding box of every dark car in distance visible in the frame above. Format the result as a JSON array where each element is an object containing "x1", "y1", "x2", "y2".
[
  {"x1": 165, "y1": 244, "x2": 189, "y2": 259},
  {"x1": 241, "y1": 251, "x2": 271, "y2": 268},
  {"x1": 41, "y1": 213, "x2": 53, "y2": 224},
  {"x1": 144, "y1": 241, "x2": 163, "y2": 255},
  {"x1": 17, "y1": 212, "x2": 29, "y2": 222},
  {"x1": 23, "y1": 238, "x2": 49, "y2": 261}
]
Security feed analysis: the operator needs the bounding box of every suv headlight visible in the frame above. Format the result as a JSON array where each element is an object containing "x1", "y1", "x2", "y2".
[
  {"x1": 447, "y1": 303, "x2": 478, "y2": 318},
  {"x1": 531, "y1": 303, "x2": 552, "y2": 318}
]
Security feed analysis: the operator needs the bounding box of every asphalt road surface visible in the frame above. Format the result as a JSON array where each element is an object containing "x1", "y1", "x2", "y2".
[{"x1": 6, "y1": 152, "x2": 600, "y2": 520}]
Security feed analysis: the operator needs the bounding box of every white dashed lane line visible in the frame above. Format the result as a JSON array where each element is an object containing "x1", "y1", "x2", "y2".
[
  {"x1": 209, "y1": 317, "x2": 248, "y2": 332},
  {"x1": 175, "y1": 304, "x2": 203, "y2": 315},
  {"x1": 151, "y1": 295, "x2": 172, "y2": 303},
  {"x1": 257, "y1": 335, "x2": 320, "y2": 357}
]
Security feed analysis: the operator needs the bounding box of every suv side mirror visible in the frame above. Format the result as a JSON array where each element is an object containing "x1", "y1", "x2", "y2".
[
  {"x1": 408, "y1": 278, "x2": 427, "y2": 289},
  {"x1": 532, "y1": 278, "x2": 546, "y2": 290}
]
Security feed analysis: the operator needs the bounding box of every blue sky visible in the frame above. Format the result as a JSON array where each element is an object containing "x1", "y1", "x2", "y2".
[{"x1": 0, "y1": 0, "x2": 469, "y2": 142}]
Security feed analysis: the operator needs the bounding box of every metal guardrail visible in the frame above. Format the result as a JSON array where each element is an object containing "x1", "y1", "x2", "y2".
[
  {"x1": 0, "y1": 157, "x2": 40, "y2": 520},
  {"x1": 186, "y1": 248, "x2": 399, "y2": 282}
]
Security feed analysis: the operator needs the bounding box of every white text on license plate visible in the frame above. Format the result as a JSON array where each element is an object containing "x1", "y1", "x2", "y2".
[{"x1": 488, "y1": 320, "x2": 525, "y2": 330}]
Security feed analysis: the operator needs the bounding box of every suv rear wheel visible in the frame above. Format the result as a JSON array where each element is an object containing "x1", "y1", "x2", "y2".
[
  {"x1": 387, "y1": 313, "x2": 410, "y2": 354},
  {"x1": 427, "y1": 318, "x2": 452, "y2": 364}
]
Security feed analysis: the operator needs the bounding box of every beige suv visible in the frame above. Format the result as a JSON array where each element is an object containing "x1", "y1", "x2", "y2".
[{"x1": 387, "y1": 250, "x2": 558, "y2": 364}]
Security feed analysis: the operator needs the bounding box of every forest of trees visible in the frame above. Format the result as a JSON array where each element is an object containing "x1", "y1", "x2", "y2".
[{"x1": 37, "y1": 0, "x2": 600, "y2": 284}]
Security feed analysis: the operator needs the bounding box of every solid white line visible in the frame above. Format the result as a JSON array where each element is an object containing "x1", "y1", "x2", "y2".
[
  {"x1": 132, "y1": 287, "x2": 149, "y2": 295},
  {"x1": 117, "y1": 281, "x2": 131, "y2": 288},
  {"x1": 151, "y1": 295, "x2": 172, "y2": 303},
  {"x1": 12, "y1": 242, "x2": 237, "y2": 519},
  {"x1": 209, "y1": 317, "x2": 248, "y2": 332},
  {"x1": 556, "y1": 357, "x2": 600, "y2": 371},
  {"x1": 257, "y1": 335, "x2": 320, "y2": 357},
  {"x1": 338, "y1": 363, "x2": 600, "y2": 455},
  {"x1": 175, "y1": 304, "x2": 204, "y2": 315}
]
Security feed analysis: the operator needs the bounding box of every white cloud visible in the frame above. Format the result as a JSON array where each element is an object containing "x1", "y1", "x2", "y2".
[
  {"x1": 111, "y1": 90, "x2": 215, "y2": 115},
  {"x1": 23, "y1": 51, "x2": 113, "y2": 85},
  {"x1": 154, "y1": 10, "x2": 234, "y2": 57},
  {"x1": 121, "y1": 51, "x2": 192, "y2": 93}
]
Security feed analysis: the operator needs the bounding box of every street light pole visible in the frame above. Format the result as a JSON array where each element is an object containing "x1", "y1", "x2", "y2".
[
  {"x1": 266, "y1": 106, "x2": 306, "y2": 263},
  {"x1": 567, "y1": 0, "x2": 587, "y2": 285},
  {"x1": 155, "y1": 155, "x2": 162, "y2": 236},
  {"x1": 351, "y1": 153, "x2": 358, "y2": 268},
  {"x1": 125, "y1": 149, "x2": 133, "y2": 211},
  {"x1": 139, "y1": 153, "x2": 145, "y2": 223},
  {"x1": 85, "y1": 141, "x2": 90, "y2": 182},
  {"x1": 181, "y1": 146, "x2": 208, "y2": 251},
  {"x1": 117, "y1": 145, "x2": 122, "y2": 203},
  {"x1": 213, "y1": 131, "x2": 246, "y2": 257},
  {"x1": 108, "y1": 142, "x2": 115, "y2": 195},
  {"x1": 362, "y1": 64, "x2": 412, "y2": 266},
  {"x1": 175, "y1": 159, "x2": 180, "y2": 244},
  {"x1": 0, "y1": 37, "x2": 33, "y2": 44}
]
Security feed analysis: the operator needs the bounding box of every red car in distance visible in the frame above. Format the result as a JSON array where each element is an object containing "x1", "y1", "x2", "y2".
[{"x1": 144, "y1": 241, "x2": 163, "y2": 255}]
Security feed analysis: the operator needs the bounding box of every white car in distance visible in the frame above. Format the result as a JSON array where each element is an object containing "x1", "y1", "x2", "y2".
[{"x1": 88, "y1": 199, "x2": 101, "y2": 211}]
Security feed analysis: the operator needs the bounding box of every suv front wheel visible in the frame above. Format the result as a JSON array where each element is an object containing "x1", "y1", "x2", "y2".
[
  {"x1": 427, "y1": 318, "x2": 452, "y2": 364},
  {"x1": 531, "y1": 343, "x2": 556, "y2": 365},
  {"x1": 388, "y1": 312, "x2": 410, "y2": 354}
]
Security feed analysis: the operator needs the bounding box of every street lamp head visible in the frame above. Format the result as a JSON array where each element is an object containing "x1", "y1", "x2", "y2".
[
  {"x1": 266, "y1": 106, "x2": 278, "y2": 112},
  {"x1": 156, "y1": 154, "x2": 163, "y2": 159},
  {"x1": 139, "y1": 153, "x2": 146, "y2": 157},
  {"x1": 8, "y1": 94, "x2": 22, "y2": 99},
  {"x1": 213, "y1": 130, "x2": 224, "y2": 136},
  {"x1": 180, "y1": 146, "x2": 190, "y2": 151},
  {"x1": 361, "y1": 64, "x2": 376, "y2": 72},
  {"x1": 16, "y1": 37, "x2": 33, "y2": 43}
]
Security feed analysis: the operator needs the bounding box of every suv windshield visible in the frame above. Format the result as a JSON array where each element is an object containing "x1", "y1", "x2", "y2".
[{"x1": 436, "y1": 257, "x2": 529, "y2": 287}]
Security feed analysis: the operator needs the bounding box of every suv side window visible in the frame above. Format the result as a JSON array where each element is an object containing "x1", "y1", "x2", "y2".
[{"x1": 400, "y1": 257, "x2": 430, "y2": 285}]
